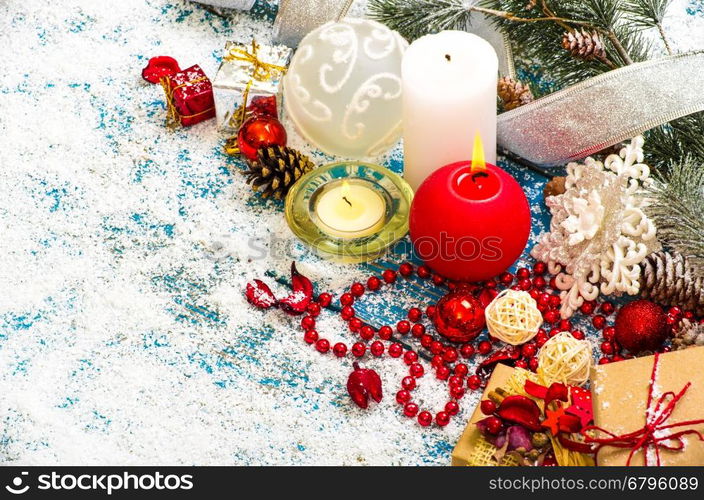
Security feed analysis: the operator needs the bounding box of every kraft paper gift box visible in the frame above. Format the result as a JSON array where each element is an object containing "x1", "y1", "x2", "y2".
[
  {"x1": 213, "y1": 40, "x2": 291, "y2": 132},
  {"x1": 590, "y1": 346, "x2": 704, "y2": 466}
]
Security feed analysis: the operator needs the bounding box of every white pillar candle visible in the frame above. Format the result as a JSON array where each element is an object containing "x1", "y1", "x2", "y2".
[{"x1": 402, "y1": 31, "x2": 498, "y2": 191}]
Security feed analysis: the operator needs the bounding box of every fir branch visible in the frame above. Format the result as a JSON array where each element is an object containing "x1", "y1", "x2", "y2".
[
  {"x1": 367, "y1": 0, "x2": 474, "y2": 41},
  {"x1": 645, "y1": 113, "x2": 704, "y2": 168},
  {"x1": 645, "y1": 158, "x2": 704, "y2": 276},
  {"x1": 624, "y1": 0, "x2": 674, "y2": 54}
]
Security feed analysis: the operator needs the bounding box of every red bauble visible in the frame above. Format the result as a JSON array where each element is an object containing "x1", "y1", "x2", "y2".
[
  {"x1": 614, "y1": 299, "x2": 668, "y2": 353},
  {"x1": 409, "y1": 162, "x2": 531, "y2": 281},
  {"x1": 237, "y1": 115, "x2": 287, "y2": 160},
  {"x1": 432, "y1": 290, "x2": 486, "y2": 343}
]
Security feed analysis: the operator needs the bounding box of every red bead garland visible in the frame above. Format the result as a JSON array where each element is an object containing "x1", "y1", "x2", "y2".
[{"x1": 288, "y1": 257, "x2": 689, "y2": 429}]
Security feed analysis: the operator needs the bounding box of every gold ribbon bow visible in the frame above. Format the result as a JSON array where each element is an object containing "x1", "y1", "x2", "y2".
[{"x1": 224, "y1": 40, "x2": 288, "y2": 83}]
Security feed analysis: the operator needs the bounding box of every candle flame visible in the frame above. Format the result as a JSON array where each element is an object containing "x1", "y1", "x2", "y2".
[{"x1": 471, "y1": 132, "x2": 486, "y2": 173}]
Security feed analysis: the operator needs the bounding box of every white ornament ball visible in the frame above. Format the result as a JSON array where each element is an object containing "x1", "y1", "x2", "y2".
[{"x1": 283, "y1": 18, "x2": 408, "y2": 158}]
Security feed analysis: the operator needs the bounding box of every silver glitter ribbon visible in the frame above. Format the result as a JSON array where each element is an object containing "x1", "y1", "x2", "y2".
[
  {"x1": 273, "y1": 0, "x2": 353, "y2": 47},
  {"x1": 498, "y1": 51, "x2": 704, "y2": 166}
]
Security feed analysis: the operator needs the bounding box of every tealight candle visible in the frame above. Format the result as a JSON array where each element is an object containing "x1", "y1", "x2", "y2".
[
  {"x1": 284, "y1": 161, "x2": 413, "y2": 263},
  {"x1": 315, "y1": 180, "x2": 386, "y2": 239},
  {"x1": 402, "y1": 31, "x2": 498, "y2": 191}
]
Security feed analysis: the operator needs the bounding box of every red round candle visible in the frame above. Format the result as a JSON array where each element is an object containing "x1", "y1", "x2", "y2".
[{"x1": 409, "y1": 161, "x2": 531, "y2": 282}]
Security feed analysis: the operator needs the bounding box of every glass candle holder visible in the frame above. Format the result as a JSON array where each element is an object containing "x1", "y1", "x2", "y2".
[{"x1": 285, "y1": 161, "x2": 413, "y2": 263}]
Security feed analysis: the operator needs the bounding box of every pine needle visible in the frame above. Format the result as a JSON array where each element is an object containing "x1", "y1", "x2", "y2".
[{"x1": 645, "y1": 158, "x2": 704, "y2": 276}]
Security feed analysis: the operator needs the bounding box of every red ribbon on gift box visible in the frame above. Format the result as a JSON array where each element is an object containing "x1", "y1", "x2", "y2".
[{"x1": 582, "y1": 353, "x2": 704, "y2": 466}]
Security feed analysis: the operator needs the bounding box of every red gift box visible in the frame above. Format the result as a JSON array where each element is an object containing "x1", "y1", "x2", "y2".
[
  {"x1": 142, "y1": 57, "x2": 215, "y2": 128},
  {"x1": 165, "y1": 64, "x2": 215, "y2": 127}
]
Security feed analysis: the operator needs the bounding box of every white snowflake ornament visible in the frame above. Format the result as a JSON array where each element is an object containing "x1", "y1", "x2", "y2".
[{"x1": 531, "y1": 136, "x2": 660, "y2": 318}]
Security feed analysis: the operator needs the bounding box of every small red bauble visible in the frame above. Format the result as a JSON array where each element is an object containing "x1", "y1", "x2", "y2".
[
  {"x1": 360, "y1": 325, "x2": 375, "y2": 340},
  {"x1": 348, "y1": 318, "x2": 363, "y2": 332},
  {"x1": 432, "y1": 290, "x2": 486, "y2": 343},
  {"x1": 340, "y1": 293, "x2": 354, "y2": 306},
  {"x1": 403, "y1": 350, "x2": 419, "y2": 365},
  {"x1": 301, "y1": 316, "x2": 315, "y2": 330},
  {"x1": 317, "y1": 293, "x2": 332, "y2": 307},
  {"x1": 409, "y1": 162, "x2": 530, "y2": 282},
  {"x1": 350, "y1": 282, "x2": 365, "y2": 297},
  {"x1": 409, "y1": 363, "x2": 424, "y2": 378},
  {"x1": 480, "y1": 400, "x2": 497, "y2": 415},
  {"x1": 340, "y1": 306, "x2": 355, "y2": 320},
  {"x1": 399, "y1": 262, "x2": 414, "y2": 277},
  {"x1": 371, "y1": 341, "x2": 384, "y2": 357},
  {"x1": 404, "y1": 402, "x2": 419, "y2": 417},
  {"x1": 436, "y1": 365, "x2": 451, "y2": 380},
  {"x1": 367, "y1": 276, "x2": 381, "y2": 291},
  {"x1": 402, "y1": 376, "x2": 417, "y2": 390},
  {"x1": 430, "y1": 341, "x2": 444, "y2": 355},
  {"x1": 485, "y1": 416, "x2": 503, "y2": 435},
  {"x1": 237, "y1": 115, "x2": 287, "y2": 161},
  {"x1": 442, "y1": 347, "x2": 458, "y2": 363},
  {"x1": 333, "y1": 342, "x2": 347, "y2": 357},
  {"x1": 315, "y1": 339, "x2": 330, "y2": 353},
  {"x1": 543, "y1": 309, "x2": 560, "y2": 324},
  {"x1": 396, "y1": 390, "x2": 411, "y2": 404},
  {"x1": 460, "y1": 344, "x2": 475, "y2": 358},
  {"x1": 592, "y1": 315, "x2": 606, "y2": 330},
  {"x1": 467, "y1": 375, "x2": 482, "y2": 390},
  {"x1": 614, "y1": 299, "x2": 669, "y2": 353},
  {"x1": 420, "y1": 334, "x2": 434, "y2": 348},
  {"x1": 436, "y1": 411, "x2": 450, "y2": 427},
  {"x1": 304, "y1": 330, "x2": 318, "y2": 344},
  {"x1": 454, "y1": 363, "x2": 469, "y2": 376},
  {"x1": 418, "y1": 411, "x2": 433, "y2": 427},
  {"x1": 378, "y1": 325, "x2": 393, "y2": 340},
  {"x1": 450, "y1": 385, "x2": 465, "y2": 400},
  {"x1": 478, "y1": 340, "x2": 492, "y2": 355},
  {"x1": 580, "y1": 301, "x2": 595, "y2": 315},
  {"x1": 445, "y1": 401, "x2": 460, "y2": 416},
  {"x1": 397, "y1": 320, "x2": 411, "y2": 334},
  {"x1": 411, "y1": 324, "x2": 426, "y2": 338},
  {"x1": 382, "y1": 269, "x2": 397, "y2": 283},
  {"x1": 388, "y1": 343, "x2": 403, "y2": 358},
  {"x1": 521, "y1": 343, "x2": 537, "y2": 358},
  {"x1": 408, "y1": 307, "x2": 423, "y2": 322},
  {"x1": 514, "y1": 359, "x2": 528, "y2": 369},
  {"x1": 417, "y1": 265, "x2": 431, "y2": 279},
  {"x1": 352, "y1": 342, "x2": 366, "y2": 357}
]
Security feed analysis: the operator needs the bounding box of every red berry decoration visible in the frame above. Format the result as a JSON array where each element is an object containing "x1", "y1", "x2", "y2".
[
  {"x1": 378, "y1": 325, "x2": 393, "y2": 340},
  {"x1": 402, "y1": 376, "x2": 417, "y2": 391},
  {"x1": 317, "y1": 293, "x2": 332, "y2": 307},
  {"x1": 403, "y1": 351, "x2": 418, "y2": 365},
  {"x1": 388, "y1": 343, "x2": 403, "y2": 358},
  {"x1": 350, "y1": 282, "x2": 365, "y2": 297},
  {"x1": 396, "y1": 390, "x2": 411, "y2": 404},
  {"x1": 480, "y1": 400, "x2": 497, "y2": 415},
  {"x1": 367, "y1": 276, "x2": 381, "y2": 291},
  {"x1": 371, "y1": 341, "x2": 384, "y2": 357},
  {"x1": 404, "y1": 402, "x2": 419, "y2": 417},
  {"x1": 347, "y1": 362, "x2": 382, "y2": 409},
  {"x1": 399, "y1": 262, "x2": 414, "y2": 277},
  {"x1": 432, "y1": 290, "x2": 486, "y2": 343},
  {"x1": 408, "y1": 307, "x2": 423, "y2": 322},
  {"x1": 409, "y1": 363, "x2": 424, "y2": 377},
  {"x1": 417, "y1": 411, "x2": 433, "y2": 427},
  {"x1": 352, "y1": 342, "x2": 366, "y2": 357},
  {"x1": 614, "y1": 299, "x2": 669, "y2": 353},
  {"x1": 382, "y1": 269, "x2": 397, "y2": 283},
  {"x1": 478, "y1": 340, "x2": 492, "y2": 355},
  {"x1": 333, "y1": 342, "x2": 347, "y2": 357},
  {"x1": 467, "y1": 375, "x2": 482, "y2": 390},
  {"x1": 436, "y1": 411, "x2": 450, "y2": 427},
  {"x1": 315, "y1": 339, "x2": 330, "y2": 353},
  {"x1": 304, "y1": 330, "x2": 318, "y2": 344},
  {"x1": 237, "y1": 114, "x2": 287, "y2": 161},
  {"x1": 445, "y1": 401, "x2": 460, "y2": 416}
]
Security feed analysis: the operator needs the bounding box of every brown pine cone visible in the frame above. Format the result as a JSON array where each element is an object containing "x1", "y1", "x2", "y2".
[
  {"x1": 640, "y1": 251, "x2": 704, "y2": 315},
  {"x1": 672, "y1": 319, "x2": 704, "y2": 350},
  {"x1": 562, "y1": 29, "x2": 607, "y2": 62},
  {"x1": 245, "y1": 146, "x2": 315, "y2": 200},
  {"x1": 498, "y1": 77, "x2": 534, "y2": 111},
  {"x1": 543, "y1": 176, "x2": 566, "y2": 199}
]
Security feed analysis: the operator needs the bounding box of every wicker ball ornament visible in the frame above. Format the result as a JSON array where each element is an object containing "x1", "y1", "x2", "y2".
[
  {"x1": 537, "y1": 331, "x2": 592, "y2": 386},
  {"x1": 485, "y1": 290, "x2": 543, "y2": 345}
]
